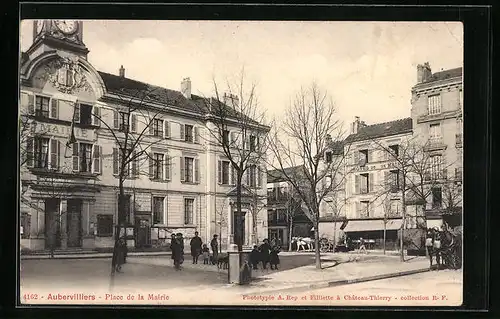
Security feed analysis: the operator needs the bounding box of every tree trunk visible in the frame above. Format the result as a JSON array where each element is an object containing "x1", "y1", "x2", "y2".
[
  {"x1": 219, "y1": 221, "x2": 222, "y2": 254},
  {"x1": 236, "y1": 173, "x2": 243, "y2": 252},
  {"x1": 333, "y1": 220, "x2": 337, "y2": 252},
  {"x1": 383, "y1": 217, "x2": 387, "y2": 255},
  {"x1": 400, "y1": 178, "x2": 406, "y2": 262},
  {"x1": 314, "y1": 219, "x2": 321, "y2": 269},
  {"x1": 288, "y1": 215, "x2": 293, "y2": 252}
]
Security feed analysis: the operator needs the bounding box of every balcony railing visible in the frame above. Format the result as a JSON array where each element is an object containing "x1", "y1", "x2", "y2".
[{"x1": 456, "y1": 133, "x2": 463, "y2": 147}]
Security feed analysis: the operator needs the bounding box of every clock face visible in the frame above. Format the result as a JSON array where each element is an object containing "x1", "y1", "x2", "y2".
[
  {"x1": 36, "y1": 20, "x2": 44, "y2": 34},
  {"x1": 54, "y1": 20, "x2": 77, "y2": 34}
]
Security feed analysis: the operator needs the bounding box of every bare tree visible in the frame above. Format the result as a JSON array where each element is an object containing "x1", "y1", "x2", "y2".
[
  {"x1": 267, "y1": 83, "x2": 350, "y2": 269},
  {"x1": 248, "y1": 184, "x2": 267, "y2": 245},
  {"x1": 89, "y1": 84, "x2": 169, "y2": 278},
  {"x1": 193, "y1": 69, "x2": 270, "y2": 251},
  {"x1": 365, "y1": 135, "x2": 459, "y2": 261},
  {"x1": 215, "y1": 198, "x2": 228, "y2": 254}
]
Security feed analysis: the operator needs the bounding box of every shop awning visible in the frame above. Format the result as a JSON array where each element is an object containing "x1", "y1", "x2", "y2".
[{"x1": 343, "y1": 219, "x2": 403, "y2": 232}]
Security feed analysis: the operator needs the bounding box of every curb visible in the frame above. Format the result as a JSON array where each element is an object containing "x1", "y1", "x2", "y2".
[
  {"x1": 243, "y1": 267, "x2": 430, "y2": 295},
  {"x1": 21, "y1": 252, "x2": 172, "y2": 260}
]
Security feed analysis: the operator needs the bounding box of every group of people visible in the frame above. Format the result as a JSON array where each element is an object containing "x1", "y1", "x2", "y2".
[
  {"x1": 171, "y1": 231, "x2": 221, "y2": 270},
  {"x1": 249, "y1": 238, "x2": 281, "y2": 270}
]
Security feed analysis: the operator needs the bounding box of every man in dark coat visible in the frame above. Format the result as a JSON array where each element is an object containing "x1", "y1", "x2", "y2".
[
  {"x1": 210, "y1": 234, "x2": 219, "y2": 265},
  {"x1": 112, "y1": 236, "x2": 127, "y2": 273},
  {"x1": 170, "y1": 233, "x2": 183, "y2": 270},
  {"x1": 190, "y1": 231, "x2": 203, "y2": 264},
  {"x1": 259, "y1": 239, "x2": 271, "y2": 270},
  {"x1": 249, "y1": 245, "x2": 260, "y2": 270}
]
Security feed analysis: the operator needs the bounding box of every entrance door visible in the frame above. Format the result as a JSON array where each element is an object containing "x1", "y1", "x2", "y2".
[
  {"x1": 233, "y1": 211, "x2": 246, "y2": 246},
  {"x1": 67, "y1": 199, "x2": 83, "y2": 248},
  {"x1": 45, "y1": 198, "x2": 61, "y2": 249},
  {"x1": 135, "y1": 216, "x2": 151, "y2": 248}
]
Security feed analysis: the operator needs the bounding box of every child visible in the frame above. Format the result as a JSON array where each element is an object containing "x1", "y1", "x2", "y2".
[
  {"x1": 249, "y1": 245, "x2": 260, "y2": 270},
  {"x1": 202, "y1": 244, "x2": 210, "y2": 264}
]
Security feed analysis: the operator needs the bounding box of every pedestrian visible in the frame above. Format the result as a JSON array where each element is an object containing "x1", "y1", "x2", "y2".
[
  {"x1": 269, "y1": 245, "x2": 281, "y2": 270},
  {"x1": 170, "y1": 233, "x2": 182, "y2": 270},
  {"x1": 112, "y1": 236, "x2": 127, "y2": 273},
  {"x1": 210, "y1": 234, "x2": 219, "y2": 265},
  {"x1": 202, "y1": 244, "x2": 210, "y2": 264},
  {"x1": 358, "y1": 237, "x2": 367, "y2": 254},
  {"x1": 259, "y1": 239, "x2": 271, "y2": 270},
  {"x1": 190, "y1": 231, "x2": 203, "y2": 264},
  {"x1": 177, "y1": 233, "x2": 185, "y2": 264},
  {"x1": 249, "y1": 245, "x2": 260, "y2": 270}
]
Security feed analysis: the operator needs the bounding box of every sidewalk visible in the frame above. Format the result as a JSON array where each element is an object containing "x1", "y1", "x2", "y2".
[
  {"x1": 229, "y1": 255, "x2": 430, "y2": 295},
  {"x1": 21, "y1": 251, "x2": 172, "y2": 260}
]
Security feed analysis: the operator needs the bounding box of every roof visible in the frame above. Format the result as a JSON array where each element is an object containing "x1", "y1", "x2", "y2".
[
  {"x1": 427, "y1": 67, "x2": 462, "y2": 83},
  {"x1": 267, "y1": 165, "x2": 306, "y2": 184},
  {"x1": 345, "y1": 117, "x2": 413, "y2": 143},
  {"x1": 98, "y1": 71, "x2": 262, "y2": 126}
]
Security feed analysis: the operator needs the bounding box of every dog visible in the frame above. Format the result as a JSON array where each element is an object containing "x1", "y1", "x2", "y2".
[{"x1": 217, "y1": 254, "x2": 229, "y2": 270}]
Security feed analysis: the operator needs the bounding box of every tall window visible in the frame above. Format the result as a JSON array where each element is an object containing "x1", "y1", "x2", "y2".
[
  {"x1": 390, "y1": 169, "x2": 400, "y2": 192},
  {"x1": 430, "y1": 123, "x2": 441, "y2": 139},
  {"x1": 153, "y1": 153, "x2": 164, "y2": 179},
  {"x1": 185, "y1": 157, "x2": 194, "y2": 182},
  {"x1": 248, "y1": 165, "x2": 257, "y2": 187},
  {"x1": 325, "y1": 151, "x2": 333, "y2": 163},
  {"x1": 428, "y1": 94, "x2": 441, "y2": 115},
  {"x1": 389, "y1": 199, "x2": 401, "y2": 217},
  {"x1": 35, "y1": 96, "x2": 50, "y2": 118},
  {"x1": 184, "y1": 198, "x2": 194, "y2": 225},
  {"x1": 432, "y1": 187, "x2": 442, "y2": 208},
  {"x1": 153, "y1": 197, "x2": 164, "y2": 224},
  {"x1": 79, "y1": 143, "x2": 93, "y2": 173},
  {"x1": 250, "y1": 135, "x2": 257, "y2": 151},
  {"x1": 360, "y1": 173, "x2": 369, "y2": 194},
  {"x1": 78, "y1": 104, "x2": 93, "y2": 125},
  {"x1": 185, "y1": 124, "x2": 193, "y2": 142},
  {"x1": 359, "y1": 201, "x2": 370, "y2": 218},
  {"x1": 218, "y1": 160, "x2": 230, "y2": 185},
  {"x1": 119, "y1": 111, "x2": 129, "y2": 131},
  {"x1": 152, "y1": 119, "x2": 163, "y2": 137},
  {"x1": 389, "y1": 145, "x2": 399, "y2": 157},
  {"x1": 34, "y1": 137, "x2": 49, "y2": 169},
  {"x1": 430, "y1": 155, "x2": 442, "y2": 179}
]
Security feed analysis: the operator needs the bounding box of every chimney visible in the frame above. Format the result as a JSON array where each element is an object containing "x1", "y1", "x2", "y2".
[
  {"x1": 224, "y1": 93, "x2": 239, "y2": 108},
  {"x1": 119, "y1": 65, "x2": 125, "y2": 77},
  {"x1": 352, "y1": 116, "x2": 361, "y2": 134},
  {"x1": 417, "y1": 62, "x2": 432, "y2": 83},
  {"x1": 181, "y1": 77, "x2": 192, "y2": 99}
]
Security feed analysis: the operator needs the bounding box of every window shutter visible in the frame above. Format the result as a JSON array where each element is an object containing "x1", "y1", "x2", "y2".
[
  {"x1": 384, "y1": 171, "x2": 390, "y2": 188},
  {"x1": 217, "y1": 160, "x2": 222, "y2": 184},
  {"x1": 164, "y1": 121, "x2": 170, "y2": 138},
  {"x1": 74, "y1": 103, "x2": 80, "y2": 123},
  {"x1": 92, "y1": 106, "x2": 101, "y2": 126},
  {"x1": 230, "y1": 132, "x2": 237, "y2": 146},
  {"x1": 72, "y1": 143, "x2": 80, "y2": 172},
  {"x1": 369, "y1": 173, "x2": 374, "y2": 193},
  {"x1": 49, "y1": 139, "x2": 59, "y2": 170},
  {"x1": 180, "y1": 157, "x2": 185, "y2": 182},
  {"x1": 194, "y1": 126, "x2": 200, "y2": 143},
  {"x1": 230, "y1": 165, "x2": 236, "y2": 185},
  {"x1": 26, "y1": 137, "x2": 34, "y2": 167},
  {"x1": 131, "y1": 114, "x2": 137, "y2": 133},
  {"x1": 50, "y1": 99, "x2": 59, "y2": 119},
  {"x1": 355, "y1": 202, "x2": 360, "y2": 217},
  {"x1": 353, "y1": 150, "x2": 359, "y2": 165},
  {"x1": 180, "y1": 124, "x2": 185, "y2": 141},
  {"x1": 92, "y1": 144, "x2": 101, "y2": 174},
  {"x1": 165, "y1": 155, "x2": 171, "y2": 180},
  {"x1": 194, "y1": 158, "x2": 200, "y2": 183},
  {"x1": 132, "y1": 151, "x2": 138, "y2": 177},
  {"x1": 21, "y1": 92, "x2": 35, "y2": 115},
  {"x1": 257, "y1": 167, "x2": 262, "y2": 187},
  {"x1": 112, "y1": 148, "x2": 118, "y2": 175},
  {"x1": 149, "y1": 119, "x2": 154, "y2": 135},
  {"x1": 112, "y1": 110, "x2": 118, "y2": 129},
  {"x1": 149, "y1": 154, "x2": 154, "y2": 179},
  {"x1": 354, "y1": 175, "x2": 360, "y2": 194}
]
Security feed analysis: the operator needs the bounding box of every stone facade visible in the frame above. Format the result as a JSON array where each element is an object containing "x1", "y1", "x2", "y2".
[{"x1": 19, "y1": 20, "x2": 268, "y2": 251}]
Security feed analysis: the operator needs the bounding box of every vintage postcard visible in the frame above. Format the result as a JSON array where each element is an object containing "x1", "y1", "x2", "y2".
[{"x1": 19, "y1": 19, "x2": 463, "y2": 306}]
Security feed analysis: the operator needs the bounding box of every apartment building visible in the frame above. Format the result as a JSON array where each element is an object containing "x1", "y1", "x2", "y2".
[
  {"x1": 339, "y1": 117, "x2": 413, "y2": 250},
  {"x1": 410, "y1": 63, "x2": 463, "y2": 229},
  {"x1": 19, "y1": 20, "x2": 269, "y2": 251}
]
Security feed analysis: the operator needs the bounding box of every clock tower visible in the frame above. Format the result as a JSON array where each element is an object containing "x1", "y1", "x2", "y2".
[{"x1": 29, "y1": 20, "x2": 89, "y2": 59}]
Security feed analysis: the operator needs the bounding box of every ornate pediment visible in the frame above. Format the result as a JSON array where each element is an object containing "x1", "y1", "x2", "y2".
[{"x1": 37, "y1": 56, "x2": 93, "y2": 95}]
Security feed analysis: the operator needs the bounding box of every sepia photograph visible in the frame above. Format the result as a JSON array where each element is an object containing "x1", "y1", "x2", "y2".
[{"x1": 18, "y1": 19, "x2": 463, "y2": 306}]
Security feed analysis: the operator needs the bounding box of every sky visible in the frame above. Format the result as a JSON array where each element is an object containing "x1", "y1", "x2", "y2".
[{"x1": 20, "y1": 20, "x2": 463, "y2": 131}]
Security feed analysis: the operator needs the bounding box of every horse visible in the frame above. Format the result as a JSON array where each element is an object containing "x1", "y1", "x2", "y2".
[
  {"x1": 425, "y1": 227, "x2": 443, "y2": 270},
  {"x1": 426, "y1": 227, "x2": 461, "y2": 270}
]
